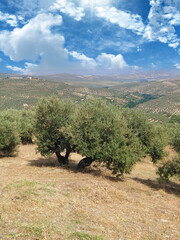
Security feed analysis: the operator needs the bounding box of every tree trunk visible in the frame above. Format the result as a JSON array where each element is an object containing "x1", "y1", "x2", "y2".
[
  {"x1": 77, "y1": 157, "x2": 95, "y2": 169},
  {"x1": 65, "y1": 147, "x2": 71, "y2": 159},
  {"x1": 55, "y1": 152, "x2": 67, "y2": 165}
]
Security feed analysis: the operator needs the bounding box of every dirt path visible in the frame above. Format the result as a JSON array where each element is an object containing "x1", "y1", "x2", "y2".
[{"x1": 0, "y1": 145, "x2": 180, "y2": 240}]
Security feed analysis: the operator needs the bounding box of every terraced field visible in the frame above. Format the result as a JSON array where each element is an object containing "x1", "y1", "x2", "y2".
[{"x1": 136, "y1": 93, "x2": 180, "y2": 116}]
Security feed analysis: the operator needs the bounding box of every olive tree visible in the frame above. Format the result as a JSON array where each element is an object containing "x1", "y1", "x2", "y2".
[
  {"x1": 0, "y1": 114, "x2": 20, "y2": 155},
  {"x1": 123, "y1": 109, "x2": 166, "y2": 163},
  {"x1": 72, "y1": 99, "x2": 142, "y2": 175},
  {"x1": 0, "y1": 109, "x2": 34, "y2": 144},
  {"x1": 19, "y1": 109, "x2": 35, "y2": 144},
  {"x1": 34, "y1": 97, "x2": 75, "y2": 164},
  {"x1": 157, "y1": 128, "x2": 180, "y2": 181}
]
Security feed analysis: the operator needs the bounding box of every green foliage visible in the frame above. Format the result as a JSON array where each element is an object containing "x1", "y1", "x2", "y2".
[
  {"x1": 169, "y1": 115, "x2": 180, "y2": 124},
  {"x1": 124, "y1": 93, "x2": 157, "y2": 108},
  {"x1": 157, "y1": 126, "x2": 180, "y2": 181},
  {"x1": 123, "y1": 109, "x2": 167, "y2": 163},
  {"x1": 34, "y1": 96, "x2": 75, "y2": 161},
  {"x1": 0, "y1": 114, "x2": 20, "y2": 155},
  {"x1": 19, "y1": 109, "x2": 34, "y2": 144},
  {"x1": 0, "y1": 109, "x2": 34, "y2": 144},
  {"x1": 172, "y1": 128, "x2": 180, "y2": 153},
  {"x1": 157, "y1": 158, "x2": 180, "y2": 181},
  {"x1": 73, "y1": 99, "x2": 142, "y2": 175}
]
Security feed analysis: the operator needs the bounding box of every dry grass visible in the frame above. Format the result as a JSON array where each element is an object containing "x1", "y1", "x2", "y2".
[{"x1": 0, "y1": 145, "x2": 180, "y2": 240}]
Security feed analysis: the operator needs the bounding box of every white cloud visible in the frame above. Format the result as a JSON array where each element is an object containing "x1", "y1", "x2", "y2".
[
  {"x1": 0, "y1": 12, "x2": 75, "y2": 75},
  {"x1": 95, "y1": 6, "x2": 145, "y2": 35},
  {"x1": 175, "y1": 64, "x2": 180, "y2": 69},
  {"x1": 69, "y1": 51, "x2": 128, "y2": 71},
  {"x1": 93, "y1": 0, "x2": 180, "y2": 51},
  {"x1": 96, "y1": 53, "x2": 128, "y2": 70},
  {"x1": 144, "y1": 0, "x2": 180, "y2": 50},
  {"x1": 79, "y1": 0, "x2": 111, "y2": 8},
  {"x1": 50, "y1": 0, "x2": 85, "y2": 21},
  {"x1": 68, "y1": 50, "x2": 97, "y2": 68},
  {"x1": 0, "y1": 11, "x2": 17, "y2": 27},
  {"x1": 0, "y1": 13, "x2": 64, "y2": 62},
  {"x1": 0, "y1": 3, "x2": 136, "y2": 75},
  {"x1": 6, "y1": 62, "x2": 38, "y2": 74},
  {"x1": 6, "y1": 65, "x2": 24, "y2": 73}
]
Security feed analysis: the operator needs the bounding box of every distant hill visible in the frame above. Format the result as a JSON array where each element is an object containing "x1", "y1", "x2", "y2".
[
  {"x1": 110, "y1": 79, "x2": 180, "y2": 95},
  {"x1": 0, "y1": 75, "x2": 179, "y2": 123},
  {"x1": 39, "y1": 71, "x2": 180, "y2": 88}
]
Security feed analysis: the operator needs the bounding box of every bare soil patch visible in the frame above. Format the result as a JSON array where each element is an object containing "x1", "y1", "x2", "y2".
[{"x1": 0, "y1": 145, "x2": 180, "y2": 240}]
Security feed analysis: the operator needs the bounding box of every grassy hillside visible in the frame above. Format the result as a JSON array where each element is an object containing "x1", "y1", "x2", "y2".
[
  {"x1": 0, "y1": 78, "x2": 81, "y2": 110},
  {"x1": 0, "y1": 144, "x2": 179, "y2": 240},
  {"x1": 0, "y1": 77, "x2": 151, "y2": 110},
  {"x1": 112, "y1": 79, "x2": 180, "y2": 95},
  {"x1": 0, "y1": 77, "x2": 180, "y2": 123}
]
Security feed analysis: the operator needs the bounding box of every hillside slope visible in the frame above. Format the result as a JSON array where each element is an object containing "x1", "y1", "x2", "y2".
[
  {"x1": 0, "y1": 145, "x2": 180, "y2": 240},
  {"x1": 0, "y1": 77, "x2": 180, "y2": 122}
]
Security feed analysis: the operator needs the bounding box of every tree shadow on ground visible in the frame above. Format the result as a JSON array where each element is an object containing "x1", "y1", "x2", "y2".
[
  {"x1": 28, "y1": 157, "x2": 61, "y2": 168},
  {"x1": 133, "y1": 177, "x2": 180, "y2": 197},
  {"x1": 28, "y1": 157, "x2": 124, "y2": 182},
  {"x1": 0, "y1": 152, "x2": 17, "y2": 158}
]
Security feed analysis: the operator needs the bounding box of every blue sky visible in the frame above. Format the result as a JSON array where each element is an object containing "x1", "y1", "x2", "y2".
[{"x1": 0, "y1": 0, "x2": 180, "y2": 75}]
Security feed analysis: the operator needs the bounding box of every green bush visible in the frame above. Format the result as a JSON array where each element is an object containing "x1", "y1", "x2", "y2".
[
  {"x1": 0, "y1": 116, "x2": 20, "y2": 155},
  {"x1": 34, "y1": 97, "x2": 75, "y2": 164}
]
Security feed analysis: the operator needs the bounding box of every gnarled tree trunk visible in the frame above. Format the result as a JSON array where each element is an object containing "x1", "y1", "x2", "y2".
[
  {"x1": 77, "y1": 157, "x2": 95, "y2": 169},
  {"x1": 55, "y1": 152, "x2": 68, "y2": 165},
  {"x1": 65, "y1": 147, "x2": 71, "y2": 159}
]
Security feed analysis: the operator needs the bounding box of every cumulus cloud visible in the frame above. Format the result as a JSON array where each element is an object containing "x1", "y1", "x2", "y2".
[
  {"x1": 0, "y1": 11, "x2": 17, "y2": 27},
  {"x1": 6, "y1": 65, "x2": 24, "y2": 73},
  {"x1": 143, "y1": 0, "x2": 180, "y2": 50},
  {"x1": 0, "y1": 13, "x2": 64, "y2": 62},
  {"x1": 175, "y1": 63, "x2": 180, "y2": 69},
  {"x1": 96, "y1": 53, "x2": 128, "y2": 70},
  {"x1": 0, "y1": 8, "x2": 132, "y2": 75},
  {"x1": 93, "y1": 0, "x2": 180, "y2": 52},
  {"x1": 95, "y1": 6, "x2": 145, "y2": 35},
  {"x1": 0, "y1": 1, "x2": 150, "y2": 74},
  {"x1": 50, "y1": 0, "x2": 85, "y2": 21},
  {"x1": 6, "y1": 62, "x2": 38, "y2": 74},
  {"x1": 0, "y1": 12, "x2": 74, "y2": 74},
  {"x1": 79, "y1": 0, "x2": 111, "y2": 8},
  {"x1": 68, "y1": 50, "x2": 97, "y2": 68},
  {"x1": 69, "y1": 51, "x2": 128, "y2": 71}
]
